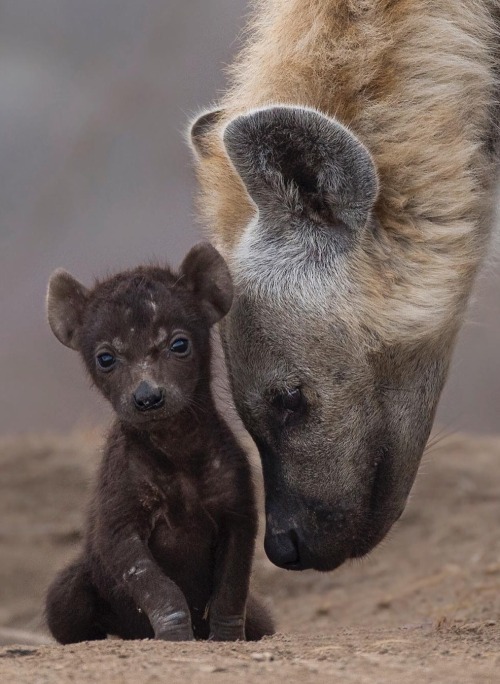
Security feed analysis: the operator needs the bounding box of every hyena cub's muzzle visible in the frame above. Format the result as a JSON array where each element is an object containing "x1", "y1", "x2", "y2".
[{"x1": 132, "y1": 381, "x2": 166, "y2": 412}]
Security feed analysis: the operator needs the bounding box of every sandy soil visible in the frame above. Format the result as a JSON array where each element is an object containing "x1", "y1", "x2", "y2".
[{"x1": 1, "y1": 429, "x2": 499, "y2": 682}]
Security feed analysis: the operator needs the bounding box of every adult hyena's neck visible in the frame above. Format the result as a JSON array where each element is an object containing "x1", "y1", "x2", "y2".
[{"x1": 195, "y1": 0, "x2": 500, "y2": 341}]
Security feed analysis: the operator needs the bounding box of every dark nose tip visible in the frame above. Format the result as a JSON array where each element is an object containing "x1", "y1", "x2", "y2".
[
  {"x1": 133, "y1": 381, "x2": 165, "y2": 412},
  {"x1": 264, "y1": 529, "x2": 309, "y2": 571}
]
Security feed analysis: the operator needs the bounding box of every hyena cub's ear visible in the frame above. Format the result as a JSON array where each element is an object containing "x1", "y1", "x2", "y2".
[
  {"x1": 47, "y1": 269, "x2": 89, "y2": 350},
  {"x1": 180, "y1": 242, "x2": 233, "y2": 325},
  {"x1": 189, "y1": 108, "x2": 225, "y2": 159},
  {"x1": 223, "y1": 106, "x2": 378, "y2": 237}
]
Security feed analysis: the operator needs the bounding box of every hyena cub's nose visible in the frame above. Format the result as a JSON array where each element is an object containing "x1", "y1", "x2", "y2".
[{"x1": 133, "y1": 381, "x2": 165, "y2": 412}]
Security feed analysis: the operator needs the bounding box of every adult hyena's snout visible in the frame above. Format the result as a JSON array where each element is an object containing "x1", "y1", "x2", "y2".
[
  {"x1": 260, "y1": 446, "x2": 372, "y2": 571},
  {"x1": 264, "y1": 498, "x2": 360, "y2": 571},
  {"x1": 260, "y1": 443, "x2": 409, "y2": 572}
]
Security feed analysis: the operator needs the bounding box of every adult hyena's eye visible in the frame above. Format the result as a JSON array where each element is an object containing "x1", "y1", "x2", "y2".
[
  {"x1": 169, "y1": 337, "x2": 191, "y2": 356},
  {"x1": 277, "y1": 387, "x2": 303, "y2": 412},
  {"x1": 96, "y1": 352, "x2": 117, "y2": 371},
  {"x1": 272, "y1": 387, "x2": 305, "y2": 425}
]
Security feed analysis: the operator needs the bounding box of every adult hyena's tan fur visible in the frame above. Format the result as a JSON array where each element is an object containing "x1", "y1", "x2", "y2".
[{"x1": 193, "y1": 0, "x2": 500, "y2": 344}]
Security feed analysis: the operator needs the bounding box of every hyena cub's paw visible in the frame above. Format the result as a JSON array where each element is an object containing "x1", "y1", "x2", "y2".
[
  {"x1": 209, "y1": 614, "x2": 246, "y2": 641},
  {"x1": 153, "y1": 609, "x2": 194, "y2": 642}
]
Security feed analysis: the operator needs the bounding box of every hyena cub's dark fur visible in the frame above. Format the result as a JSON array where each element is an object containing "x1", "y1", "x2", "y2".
[{"x1": 45, "y1": 242, "x2": 274, "y2": 643}]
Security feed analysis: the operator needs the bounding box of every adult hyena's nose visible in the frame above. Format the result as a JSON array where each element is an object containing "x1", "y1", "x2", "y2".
[
  {"x1": 264, "y1": 500, "x2": 354, "y2": 571},
  {"x1": 133, "y1": 381, "x2": 165, "y2": 412},
  {"x1": 264, "y1": 528, "x2": 303, "y2": 570}
]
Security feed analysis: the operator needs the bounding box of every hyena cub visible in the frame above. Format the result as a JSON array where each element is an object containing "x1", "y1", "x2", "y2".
[{"x1": 45, "y1": 242, "x2": 274, "y2": 643}]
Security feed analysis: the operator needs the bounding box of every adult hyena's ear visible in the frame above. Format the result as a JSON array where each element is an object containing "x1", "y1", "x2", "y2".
[
  {"x1": 222, "y1": 106, "x2": 379, "y2": 235},
  {"x1": 47, "y1": 269, "x2": 89, "y2": 350},
  {"x1": 180, "y1": 242, "x2": 233, "y2": 325},
  {"x1": 189, "y1": 108, "x2": 225, "y2": 159}
]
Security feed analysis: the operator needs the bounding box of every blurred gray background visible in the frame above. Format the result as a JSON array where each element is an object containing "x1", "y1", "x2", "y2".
[{"x1": 1, "y1": 0, "x2": 499, "y2": 436}]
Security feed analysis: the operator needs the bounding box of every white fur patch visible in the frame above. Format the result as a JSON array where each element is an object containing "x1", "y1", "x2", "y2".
[
  {"x1": 153, "y1": 327, "x2": 167, "y2": 348},
  {"x1": 230, "y1": 215, "x2": 353, "y2": 314},
  {"x1": 112, "y1": 337, "x2": 124, "y2": 353}
]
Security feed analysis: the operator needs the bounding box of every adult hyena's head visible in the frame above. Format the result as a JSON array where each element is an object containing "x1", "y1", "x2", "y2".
[{"x1": 190, "y1": 106, "x2": 455, "y2": 571}]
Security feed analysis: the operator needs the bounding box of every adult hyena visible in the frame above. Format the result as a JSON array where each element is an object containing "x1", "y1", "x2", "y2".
[{"x1": 189, "y1": 0, "x2": 500, "y2": 571}]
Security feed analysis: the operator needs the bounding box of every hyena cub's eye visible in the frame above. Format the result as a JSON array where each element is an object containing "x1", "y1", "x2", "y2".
[
  {"x1": 96, "y1": 352, "x2": 117, "y2": 372},
  {"x1": 169, "y1": 337, "x2": 191, "y2": 357}
]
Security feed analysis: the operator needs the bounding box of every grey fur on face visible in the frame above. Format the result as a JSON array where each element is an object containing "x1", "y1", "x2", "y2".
[
  {"x1": 210, "y1": 105, "x2": 451, "y2": 571},
  {"x1": 221, "y1": 288, "x2": 449, "y2": 571}
]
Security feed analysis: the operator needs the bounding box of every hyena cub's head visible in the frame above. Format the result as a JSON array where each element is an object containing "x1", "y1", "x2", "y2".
[
  {"x1": 191, "y1": 106, "x2": 451, "y2": 571},
  {"x1": 47, "y1": 243, "x2": 232, "y2": 428}
]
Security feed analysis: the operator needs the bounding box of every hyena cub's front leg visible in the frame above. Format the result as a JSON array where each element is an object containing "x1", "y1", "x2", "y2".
[
  {"x1": 123, "y1": 561, "x2": 193, "y2": 641},
  {"x1": 209, "y1": 518, "x2": 256, "y2": 641},
  {"x1": 110, "y1": 532, "x2": 194, "y2": 641}
]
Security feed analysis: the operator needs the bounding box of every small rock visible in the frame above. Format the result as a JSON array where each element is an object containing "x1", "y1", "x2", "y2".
[
  {"x1": 0, "y1": 648, "x2": 38, "y2": 659},
  {"x1": 199, "y1": 664, "x2": 226, "y2": 673},
  {"x1": 250, "y1": 651, "x2": 274, "y2": 662}
]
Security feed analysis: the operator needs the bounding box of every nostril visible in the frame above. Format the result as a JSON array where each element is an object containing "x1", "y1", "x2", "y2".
[
  {"x1": 264, "y1": 529, "x2": 301, "y2": 569},
  {"x1": 134, "y1": 392, "x2": 164, "y2": 411},
  {"x1": 133, "y1": 382, "x2": 165, "y2": 412},
  {"x1": 283, "y1": 529, "x2": 300, "y2": 567}
]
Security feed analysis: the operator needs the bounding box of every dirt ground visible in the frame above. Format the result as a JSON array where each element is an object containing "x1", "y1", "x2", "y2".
[{"x1": 1, "y1": 429, "x2": 499, "y2": 682}]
